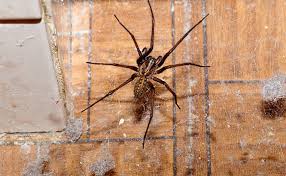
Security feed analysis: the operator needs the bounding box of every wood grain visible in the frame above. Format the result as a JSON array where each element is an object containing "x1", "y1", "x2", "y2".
[{"x1": 207, "y1": 0, "x2": 286, "y2": 175}]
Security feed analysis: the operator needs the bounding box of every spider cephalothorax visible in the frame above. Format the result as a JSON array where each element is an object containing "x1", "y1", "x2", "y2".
[{"x1": 82, "y1": 0, "x2": 209, "y2": 148}]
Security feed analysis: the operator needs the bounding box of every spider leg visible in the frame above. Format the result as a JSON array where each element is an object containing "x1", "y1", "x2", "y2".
[
  {"x1": 86, "y1": 62, "x2": 138, "y2": 71},
  {"x1": 157, "y1": 14, "x2": 209, "y2": 67},
  {"x1": 142, "y1": 86, "x2": 155, "y2": 149},
  {"x1": 81, "y1": 73, "x2": 138, "y2": 113},
  {"x1": 152, "y1": 77, "x2": 181, "y2": 109},
  {"x1": 114, "y1": 15, "x2": 142, "y2": 57},
  {"x1": 146, "y1": 0, "x2": 155, "y2": 55},
  {"x1": 155, "y1": 62, "x2": 210, "y2": 74},
  {"x1": 137, "y1": 0, "x2": 155, "y2": 66}
]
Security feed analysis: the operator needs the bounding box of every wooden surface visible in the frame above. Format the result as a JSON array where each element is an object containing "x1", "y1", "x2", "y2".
[{"x1": 0, "y1": 0, "x2": 286, "y2": 175}]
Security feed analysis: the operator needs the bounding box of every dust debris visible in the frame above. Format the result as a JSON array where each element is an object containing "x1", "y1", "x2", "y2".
[
  {"x1": 206, "y1": 116, "x2": 216, "y2": 127},
  {"x1": 239, "y1": 138, "x2": 247, "y2": 149},
  {"x1": 22, "y1": 144, "x2": 52, "y2": 176},
  {"x1": 0, "y1": 133, "x2": 6, "y2": 139},
  {"x1": 89, "y1": 144, "x2": 116, "y2": 176},
  {"x1": 20, "y1": 142, "x2": 32, "y2": 155},
  {"x1": 118, "y1": 118, "x2": 124, "y2": 125},
  {"x1": 16, "y1": 35, "x2": 35, "y2": 47},
  {"x1": 65, "y1": 117, "x2": 83, "y2": 142},
  {"x1": 262, "y1": 74, "x2": 286, "y2": 101},
  {"x1": 261, "y1": 74, "x2": 286, "y2": 118}
]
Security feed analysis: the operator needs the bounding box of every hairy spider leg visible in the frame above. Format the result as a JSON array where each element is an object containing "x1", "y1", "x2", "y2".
[
  {"x1": 155, "y1": 62, "x2": 210, "y2": 74},
  {"x1": 152, "y1": 77, "x2": 181, "y2": 109},
  {"x1": 86, "y1": 62, "x2": 138, "y2": 71},
  {"x1": 114, "y1": 15, "x2": 142, "y2": 58},
  {"x1": 81, "y1": 74, "x2": 138, "y2": 113},
  {"x1": 137, "y1": 0, "x2": 155, "y2": 65},
  {"x1": 157, "y1": 14, "x2": 209, "y2": 67},
  {"x1": 142, "y1": 85, "x2": 155, "y2": 148},
  {"x1": 145, "y1": 0, "x2": 155, "y2": 55}
]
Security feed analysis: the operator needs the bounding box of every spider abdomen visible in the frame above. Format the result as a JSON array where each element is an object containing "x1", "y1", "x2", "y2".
[{"x1": 134, "y1": 77, "x2": 154, "y2": 99}]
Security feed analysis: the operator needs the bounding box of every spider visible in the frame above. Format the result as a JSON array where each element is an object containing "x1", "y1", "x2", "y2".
[{"x1": 82, "y1": 0, "x2": 209, "y2": 148}]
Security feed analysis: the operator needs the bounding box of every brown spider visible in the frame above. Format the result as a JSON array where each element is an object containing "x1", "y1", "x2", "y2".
[{"x1": 82, "y1": 0, "x2": 209, "y2": 148}]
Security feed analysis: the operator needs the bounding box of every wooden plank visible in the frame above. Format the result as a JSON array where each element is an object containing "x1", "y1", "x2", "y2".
[
  {"x1": 208, "y1": 0, "x2": 286, "y2": 80},
  {"x1": 207, "y1": 0, "x2": 286, "y2": 175},
  {"x1": 47, "y1": 141, "x2": 173, "y2": 175},
  {"x1": 210, "y1": 84, "x2": 286, "y2": 175},
  {"x1": 89, "y1": 0, "x2": 174, "y2": 140},
  {"x1": 0, "y1": 145, "x2": 36, "y2": 176},
  {"x1": 174, "y1": 1, "x2": 208, "y2": 175},
  {"x1": 52, "y1": 0, "x2": 90, "y2": 138}
]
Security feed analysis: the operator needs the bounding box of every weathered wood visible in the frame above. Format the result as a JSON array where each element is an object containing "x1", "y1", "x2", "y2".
[{"x1": 208, "y1": 0, "x2": 286, "y2": 175}]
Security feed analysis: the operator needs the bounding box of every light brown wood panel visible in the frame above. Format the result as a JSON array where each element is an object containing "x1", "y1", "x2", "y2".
[
  {"x1": 174, "y1": 1, "x2": 208, "y2": 175},
  {"x1": 208, "y1": 0, "x2": 286, "y2": 80},
  {"x1": 47, "y1": 141, "x2": 173, "y2": 175},
  {"x1": 0, "y1": 145, "x2": 37, "y2": 176},
  {"x1": 52, "y1": 0, "x2": 90, "y2": 139},
  {"x1": 207, "y1": 0, "x2": 286, "y2": 175},
  {"x1": 89, "y1": 0, "x2": 174, "y2": 139},
  {"x1": 210, "y1": 83, "x2": 286, "y2": 175}
]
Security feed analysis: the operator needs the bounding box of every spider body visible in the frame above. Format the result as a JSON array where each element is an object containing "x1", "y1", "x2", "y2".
[
  {"x1": 134, "y1": 77, "x2": 153, "y2": 99},
  {"x1": 82, "y1": 0, "x2": 209, "y2": 148},
  {"x1": 138, "y1": 56, "x2": 157, "y2": 77}
]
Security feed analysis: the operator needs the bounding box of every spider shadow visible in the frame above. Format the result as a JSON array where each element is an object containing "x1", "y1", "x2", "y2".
[
  {"x1": 88, "y1": 87, "x2": 206, "y2": 137},
  {"x1": 94, "y1": 91, "x2": 206, "y2": 121}
]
